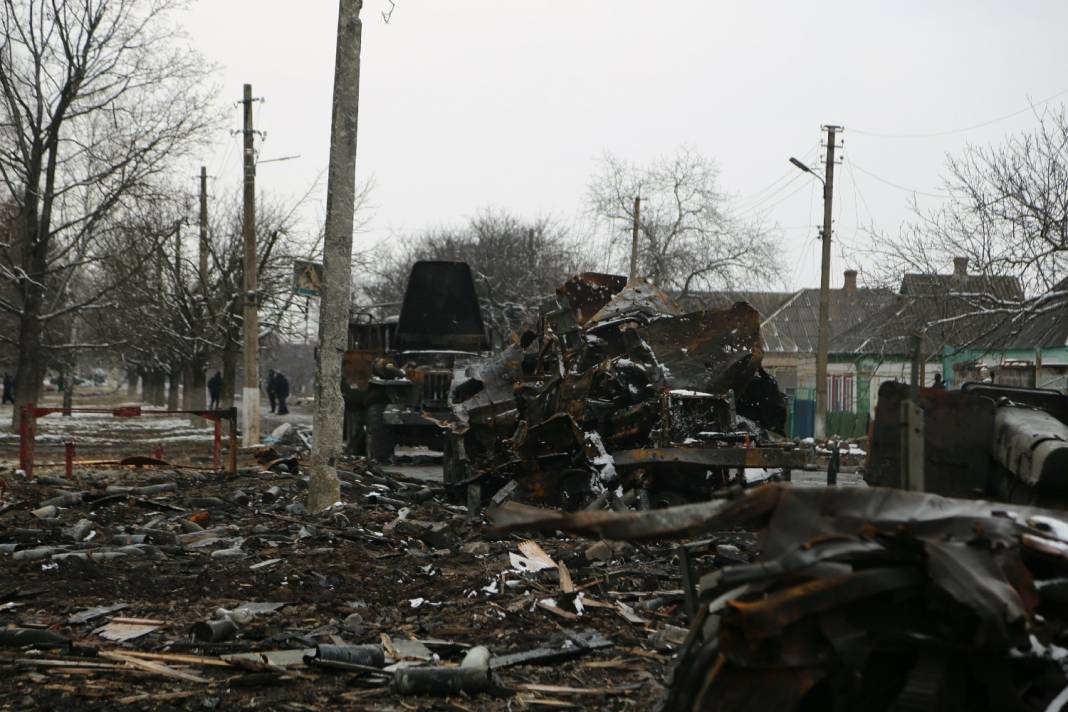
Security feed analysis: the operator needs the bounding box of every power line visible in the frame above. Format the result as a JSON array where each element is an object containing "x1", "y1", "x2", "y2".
[
  {"x1": 850, "y1": 86, "x2": 1068, "y2": 139},
  {"x1": 846, "y1": 158, "x2": 951, "y2": 199},
  {"x1": 739, "y1": 178, "x2": 811, "y2": 217},
  {"x1": 736, "y1": 172, "x2": 806, "y2": 214},
  {"x1": 734, "y1": 144, "x2": 819, "y2": 208}
]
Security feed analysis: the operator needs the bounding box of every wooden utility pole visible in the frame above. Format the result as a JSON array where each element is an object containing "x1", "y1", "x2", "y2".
[
  {"x1": 307, "y1": 0, "x2": 363, "y2": 511},
  {"x1": 814, "y1": 125, "x2": 840, "y2": 440},
  {"x1": 629, "y1": 195, "x2": 641, "y2": 282},
  {"x1": 199, "y1": 166, "x2": 209, "y2": 294},
  {"x1": 241, "y1": 83, "x2": 260, "y2": 446}
]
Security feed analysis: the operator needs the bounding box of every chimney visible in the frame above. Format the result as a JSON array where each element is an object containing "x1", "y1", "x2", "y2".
[
  {"x1": 843, "y1": 269, "x2": 857, "y2": 294},
  {"x1": 953, "y1": 256, "x2": 969, "y2": 276}
]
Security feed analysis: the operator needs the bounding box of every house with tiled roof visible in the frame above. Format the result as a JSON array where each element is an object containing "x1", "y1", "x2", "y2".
[
  {"x1": 828, "y1": 257, "x2": 1030, "y2": 433},
  {"x1": 939, "y1": 274, "x2": 1068, "y2": 391},
  {"x1": 688, "y1": 270, "x2": 897, "y2": 437}
]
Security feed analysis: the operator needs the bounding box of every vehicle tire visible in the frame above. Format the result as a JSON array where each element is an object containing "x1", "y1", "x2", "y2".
[
  {"x1": 650, "y1": 489, "x2": 691, "y2": 509},
  {"x1": 365, "y1": 403, "x2": 395, "y2": 462}
]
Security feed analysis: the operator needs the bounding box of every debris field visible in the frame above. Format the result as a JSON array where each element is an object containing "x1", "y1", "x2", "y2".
[{"x1": 0, "y1": 448, "x2": 742, "y2": 710}]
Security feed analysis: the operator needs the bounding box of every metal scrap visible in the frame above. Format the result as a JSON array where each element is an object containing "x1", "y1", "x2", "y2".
[{"x1": 446, "y1": 274, "x2": 800, "y2": 510}]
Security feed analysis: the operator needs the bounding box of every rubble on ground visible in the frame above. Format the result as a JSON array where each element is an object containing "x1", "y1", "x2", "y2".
[{"x1": 0, "y1": 454, "x2": 738, "y2": 710}]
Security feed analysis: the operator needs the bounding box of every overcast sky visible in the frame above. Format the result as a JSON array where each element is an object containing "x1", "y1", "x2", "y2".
[{"x1": 182, "y1": 0, "x2": 1068, "y2": 292}]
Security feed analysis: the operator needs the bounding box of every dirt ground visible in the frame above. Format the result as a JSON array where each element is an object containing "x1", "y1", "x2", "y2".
[{"x1": 0, "y1": 399, "x2": 753, "y2": 710}]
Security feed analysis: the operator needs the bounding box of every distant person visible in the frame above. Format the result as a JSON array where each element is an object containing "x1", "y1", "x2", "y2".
[
  {"x1": 208, "y1": 371, "x2": 223, "y2": 410},
  {"x1": 275, "y1": 371, "x2": 290, "y2": 415},
  {"x1": 932, "y1": 372, "x2": 946, "y2": 389},
  {"x1": 266, "y1": 369, "x2": 278, "y2": 413},
  {"x1": 2, "y1": 373, "x2": 13, "y2": 404}
]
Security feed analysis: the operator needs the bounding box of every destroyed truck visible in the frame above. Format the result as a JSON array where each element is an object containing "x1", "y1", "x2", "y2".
[
  {"x1": 444, "y1": 274, "x2": 807, "y2": 509},
  {"x1": 342, "y1": 261, "x2": 491, "y2": 460},
  {"x1": 867, "y1": 380, "x2": 1068, "y2": 507}
]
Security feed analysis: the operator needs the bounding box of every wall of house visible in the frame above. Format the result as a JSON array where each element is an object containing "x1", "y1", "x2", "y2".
[{"x1": 941, "y1": 346, "x2": 1068, "y2": 391}]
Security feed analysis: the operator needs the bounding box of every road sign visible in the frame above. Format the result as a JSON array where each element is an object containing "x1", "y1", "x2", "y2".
[{"x1": 293, "y1": 260, "x2": 323, "y2": 297}]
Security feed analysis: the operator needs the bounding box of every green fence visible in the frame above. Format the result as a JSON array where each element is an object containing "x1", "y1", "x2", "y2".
[
  {"x1": 826, "y1": 411, "x2": 868, "y2": 439},
  {"x1": 786, "y1": 387, "x2": 868, "y2": 439}
]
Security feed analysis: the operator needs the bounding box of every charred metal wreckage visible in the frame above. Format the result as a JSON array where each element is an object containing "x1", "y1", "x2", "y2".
[
  {"x1": 868, "y1": 380, "x2": 1068, "y2": 506},
  {"x1": 442, "y1": 273, "x2": 810, "y2": 509},
  {"x1": 492, "y1": 484, "x2": 1068, "y2": 711}
]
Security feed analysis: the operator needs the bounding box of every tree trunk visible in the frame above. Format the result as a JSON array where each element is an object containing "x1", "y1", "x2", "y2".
[
  {"x1": 12, "y1": 246, "x2": 47, "y2": 433},
  {"x1": 167, "y1": 370, "x2": 180, "y2": 411},
  {"x1": 147, "y1": 371, "x2": 166, "y2": 406},
  {"x1": 189, "y1": 363, "x2": 207, "y2": 410},
  {"x1": 12, "y1": 310, "x2": 45, "y2": 432},
  {"x1": 62, "y1": 367, "x2": 73, "y2": 415},
  {"x1": 222, "y1": 336, "x2": 237, "y2": 409},
  {"x1": 181, "y1": 365, "x2": 193, "y2": 411},
  {"x1": 308, "y1": 0, "x2": 362, "y2": 512},
  {"x1": 126, "y1": 370, "x2": 139, "y2": 399}
]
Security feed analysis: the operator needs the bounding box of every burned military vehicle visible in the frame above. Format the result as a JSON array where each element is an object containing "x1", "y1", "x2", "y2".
[
  {"x1": 868, "y1": 380, "x2": 1068, "y2": 507},
  {"x1": 343, "y1": 261, "x2": 491, "y2": 461},
  {"x1": 444, "y1": 274, "x2": 805, "y2": 509}
]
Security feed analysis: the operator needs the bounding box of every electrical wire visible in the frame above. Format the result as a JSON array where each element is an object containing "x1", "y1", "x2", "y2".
[
  {"x1": 736, "y1": 172, "x2": 806, "y2": 214},
  {"x1": 850, "y1": 87, "x2": 1068, "y2": 139},
  {"x1": 734, "y1": 144, "x2": 819, "y2": 209},
  {"x1": 846, "y1": 157, "x2": 951, "y2": 199},
  {"x1": 740, "y1": 178, "x2": 812, "y2": 218}
]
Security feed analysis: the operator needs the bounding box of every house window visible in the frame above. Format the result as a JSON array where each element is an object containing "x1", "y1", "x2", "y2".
[{"x1": 826, "y1": 374, "x2": 854, "y2": 412}]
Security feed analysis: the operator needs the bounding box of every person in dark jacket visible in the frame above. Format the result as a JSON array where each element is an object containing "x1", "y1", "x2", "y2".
[
  {"x1": 208, "y1": 371, "x2": 223, "y2": 410},
  {"x1": 266, "y1": 369, "x2": 278, "y2": 413},
  {"x1": 274, "y1": 371, "x2": 290, "y2": 415},
  {"x1": 2, "y1": 373, "x2": 13, "y2": 404}
]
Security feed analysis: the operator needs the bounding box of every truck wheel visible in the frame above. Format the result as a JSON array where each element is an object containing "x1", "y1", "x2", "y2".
[
  {"x1": 650, "y1": 489, "x2": 691, "y2": 509},
  {"x1": 366, "y1": 404, "x2": 395, "y2": 462}
]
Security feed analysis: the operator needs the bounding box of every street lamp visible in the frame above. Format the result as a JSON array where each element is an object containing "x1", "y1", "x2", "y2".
[
  {"x1": 788, "y1": 127, "x2": 840, "y2": 441},
  {"x1": 789, "y1": 156, "x2": 820, "y2": 178}
]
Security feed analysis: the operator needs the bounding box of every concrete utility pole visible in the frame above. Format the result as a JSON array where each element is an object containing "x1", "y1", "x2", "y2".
[
  {"x1": 241, "y1": 83, "x2": 260, "y2": 446},
  {"x1": 629, "y1": 195, "x2": 641, "y2": 282},
  {"x1": 199, "y1": 166, "x2": 209, "y2": 294},
  {"x1": 814, "y1": 125, "x2": 840, "y2": 440},
  {"x1": 307, "y1": 0, "x2": 363, "y2": 512}
]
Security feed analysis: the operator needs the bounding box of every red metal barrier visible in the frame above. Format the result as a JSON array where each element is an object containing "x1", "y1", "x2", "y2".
[{"x1": 18, "y1": 405, "x2": 239, "y2": 480}]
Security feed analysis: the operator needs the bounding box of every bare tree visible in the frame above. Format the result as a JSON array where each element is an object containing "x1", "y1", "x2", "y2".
[
  {"x1": 864, "y1": 107, "x2": 1068, "y2": 336},
  {"x1": 79, "y1": 186, "x2": 319, "y2": 415},
  {"x1": 361, "y1": 209, "x2": 586, "y2": 340},
  {"x1": 0, "y1": 0, "x2": 218, "y2": 428},
  {"x1": 587, "y1": 147, "x2": 782, "y2": 298},
  {"x1": 870, "y1": 108, "x2": 1068, "y2": 295}
]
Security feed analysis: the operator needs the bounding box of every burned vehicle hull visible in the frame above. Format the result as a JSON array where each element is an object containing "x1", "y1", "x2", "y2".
[
  {"x1": 344, "y1": 261, "x2": 491, "y2": 461},
  {"x1": 867, "y1": 380, "x2": 1068, "y2": 506},
  {"x1": 445, "y1": 275, "x2": 806, "y2": 509}
]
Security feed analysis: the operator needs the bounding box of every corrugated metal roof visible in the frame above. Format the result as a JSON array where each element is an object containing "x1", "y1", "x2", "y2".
[
  {"x1": 900, "y1": 273, "x2": 1023, "y2": 300},
  {"x1": 974, "y1": 277, "x2": 1068, "y2": 350},
  {"x1": 676, "y1": 290, "x2": 795, "y2": 321},
  {"x1": 831, "y1": 276, "x2": 1027, "y2": 357},
  {"x1": 759, "y1": 287, "x2": 897, "y2": 353}
]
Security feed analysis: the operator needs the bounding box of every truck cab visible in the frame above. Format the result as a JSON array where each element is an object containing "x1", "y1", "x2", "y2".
[{"x1": 343, "y1": 261, "x2": 491, "y2": 460}]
